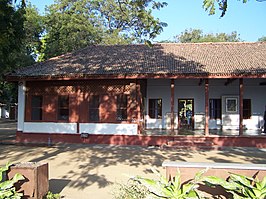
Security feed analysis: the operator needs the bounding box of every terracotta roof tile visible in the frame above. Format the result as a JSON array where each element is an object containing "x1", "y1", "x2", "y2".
[{"x1": 9, "y1": 42, "x2": 266, "y2": 78}]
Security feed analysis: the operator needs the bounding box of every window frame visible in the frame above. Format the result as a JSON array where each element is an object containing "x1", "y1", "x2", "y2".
[
  {"x1": 88, "y1": 95, "x2": 100, "y2": 122},
  {"x1": 243, "y1": 99, "x2": 251, "y2": 119},
  {"x1": 148, "y1": 98, "x2": 162, "y2": 119},
  {"x1": 57, "y1": 95, "x2": 69, "y2": 121},
  {"x1": 209, "y1": 98, "x2": 221, "y2": 120},
  {"x1": 116, "y1": 94, "x2": 128, "y2": 121},
  {"x1": 31, "y1": 95, "x2": 43, "y2": 121}
]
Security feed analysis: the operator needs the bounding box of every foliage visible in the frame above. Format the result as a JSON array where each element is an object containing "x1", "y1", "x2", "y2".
[
  {"x1": 44, "y1": 191, "x2": 61, "y2": 199},
  {"x1": 176, "y1": 28, "x2": 242, "y2": 43},
  {"x1": 0, "y1": 0, "x2": 25, "y2": 75},
  {"x1": 41, "y1": 0, "x2": 167, "y2": 59},
  {"x1": 0, "y1": 162, "x2": 25, "y2": 199},
  {"x1": 24, "y1": 3, "x2": 44, "y2": 60},
  {"x1": 0, "y1": 1, "x2": 44, "y2": 104},
  {"x1": 258, "y1": 36, "x2": 266, "y2": 42},
  {"x1": 132, "y1": 168, "x2": 206, "y2": 199},
  {"x1": 203, "y1": 0, "x2": 265, "y2": 17},
  {"x1": 203, "y1": 172, "x2": 266, "y2": 199},
  {"x1": 113, "y1": 179, "x2": 150, "y2": 199},
  {"x1": 0, "y1": 0, "x2": 24, "y2": 104}
]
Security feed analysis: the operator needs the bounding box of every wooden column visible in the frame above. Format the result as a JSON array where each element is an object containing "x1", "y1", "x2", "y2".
[
  {"x1": 136, "y1": 80, "x2": 142, "y2": 134},
  {"x1": 171, "y1": 79, "x2": 175, "y2": 133},
  {"x1": 239, "y1": 78, "x2": 244, "y2": 136},
  {"x1": 205, "y1": 79, "x2": 209, "y2": 135}
]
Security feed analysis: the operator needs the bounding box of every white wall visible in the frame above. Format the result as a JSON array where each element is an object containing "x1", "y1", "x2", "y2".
[
  {"x1": 146, "y1": 78, "x2": 266, "y2": 130},
  {"x1": 80, "y1": 123, "x2": 138, "y2": 135},
  {"x1": 23, "y1": 122, "x2": 138, "y2": 135},
  {"x1": 175, "y1": 79, "x2": 205, "y2": 129},
  {"x1": 146, "y1": 79, "x2": 205, "y2": 129},
  {"x1": 146, "y1": 79, "x2": 171, "y2": 129},
  {"x1": 24, "y1": 122, "x2": 78, "y2": 134}
]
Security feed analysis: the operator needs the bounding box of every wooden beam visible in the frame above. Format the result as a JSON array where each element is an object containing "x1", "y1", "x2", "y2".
[
  {"x1": 6, "y1": 74, "x2": 266, "y2": 82},
  {"x1": 259, "y1": 81, "x2": 266, "y2": 85},
  {"x1": 198, "y1": 78, "x2": 204, "y2": 86},
  {"x1": 205, "y1": 79, "x2": 209, "y2": 135},
  {"x1": 224, "y1": 78, "x2": 237, "y2": 86},
  {"x1": 239, "y1": 78, "x2": 244, "y2": 136},
  {"x1": 171, "y1": 79, "x2": 175, "y2": 133}
]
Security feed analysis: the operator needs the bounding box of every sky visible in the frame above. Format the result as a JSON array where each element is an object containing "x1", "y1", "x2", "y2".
[{"x1": 29, "y1": 0, "x2": 266, "y2": 42}]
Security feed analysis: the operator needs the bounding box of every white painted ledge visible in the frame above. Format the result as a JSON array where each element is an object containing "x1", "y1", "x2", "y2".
[
  {"x1": 80, "y1": 123, "x2": 138, "y2": 135},
  {"x1": 24, "y1": 122, "x2": 77, "y2": 134},
  {"x1": 162, "y1": 161, "x2": 266, "y2": 170}
]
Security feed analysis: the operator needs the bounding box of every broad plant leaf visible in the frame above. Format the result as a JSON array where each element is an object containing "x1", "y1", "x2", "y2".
[{"x1": 229, "y1": 172, "x2": 254, "y2": 189}]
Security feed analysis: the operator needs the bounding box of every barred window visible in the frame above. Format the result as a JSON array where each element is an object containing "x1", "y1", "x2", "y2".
[
  {"x1": 116, "y1": 95, "x2": 128, "y2": 121},
  {"x1": 243, "y1": 99, "x2": 251, "y2": 119},
  {"x1": 31, "y1": 96, "x2": 42, "y2": 120},
  {"x1": 89, "y1": 95, "x2": 100, "y2": 122},
  {"x1": 149, "y1": 99, "x2": 162, "y2": 119},
  {"x1": 209, "y1": 99, "x2": 221, "y2": 119},
  {"x1": 58, "y1": 96, "x2": 69, "y2": 121}
]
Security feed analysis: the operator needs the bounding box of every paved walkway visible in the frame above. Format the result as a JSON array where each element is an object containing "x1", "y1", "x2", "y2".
[
  {"x1": 0, "y1": 119, "x2": 16, "y2": 144},
  {"x1": 0, "y1": 119, "x2": 266, "y2": 199}
]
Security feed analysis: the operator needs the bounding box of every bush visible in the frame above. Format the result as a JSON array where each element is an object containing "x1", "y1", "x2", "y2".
[
  {"x1": 114, "y1": 168, "x2": 207, "y2": 199},
  {"x1": 44, "y1": 191, "x2": 61, "y2": 199},
  {"x1": 0, "y1": 162, "x2": 24, "y2": 199},
  {"x1": 115, "y1": 168, "x2": 266, "y2": 199},
  {"x1": 203, "y1": 172, "x2": 266, "y2": 199},
  {"x1": 113, "y1": 179, "x2": 151, "y2": 199}
]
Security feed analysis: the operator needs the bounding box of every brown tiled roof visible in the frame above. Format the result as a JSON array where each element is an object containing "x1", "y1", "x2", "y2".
[{"x1": 8, "y1": 42, "x2": 266, "y2": 79}]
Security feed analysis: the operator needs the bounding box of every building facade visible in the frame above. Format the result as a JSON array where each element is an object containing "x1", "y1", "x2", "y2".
[{"x1": 7, "y1": 43, "x2": 266, "y2": 147}]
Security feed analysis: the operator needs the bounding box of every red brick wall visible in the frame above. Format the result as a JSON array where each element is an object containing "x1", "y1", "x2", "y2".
[{"x1": 25, "y1": 80, "x2": 143, "y2": 125}]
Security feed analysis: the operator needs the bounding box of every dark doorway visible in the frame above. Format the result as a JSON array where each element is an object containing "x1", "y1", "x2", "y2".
[{"x1": 178, "y1": 99, "x2": 194, "y2": 129}]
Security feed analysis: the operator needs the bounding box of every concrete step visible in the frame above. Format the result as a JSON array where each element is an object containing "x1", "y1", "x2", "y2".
[{"x1": 167, "y1": 140, "x2": 214, "y2": 147}]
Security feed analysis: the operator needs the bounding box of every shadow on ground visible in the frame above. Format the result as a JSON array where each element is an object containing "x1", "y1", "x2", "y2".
[
  {"x1": 0, "y1": 119, "x2": 265, "y2": 194},
  {"x1": 0, "y1": 119, "x2": 16, "y2": 141},
  {"x1": 1, "y1": 144, "x2": 265, "y2": 191}
]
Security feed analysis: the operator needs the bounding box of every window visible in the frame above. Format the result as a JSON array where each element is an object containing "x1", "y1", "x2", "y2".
[
  {"x1": 116, "y1": 95, "x2": 128, "y2": 121},
  {"x1": 58, "y1": 96, "x2": 69, "y2": 120},
  {"x1": 209, "y1": 99, "x2": 221, "y2": 119},
  {"x1": 226, "y1": 97, "x2": 238, "y2": 113},
  {"x1": 149, "y1": 99, "x2": 162, "y2": 119},
  {"x1": 31, "y1": 96, "x2": 42, "y2": 120},
  {"x1": 243, "y1": 99, "x2": 251, "y2": 119},
  {"x1": 89, "y1": 95, "x2": 100, "y2": 122}
]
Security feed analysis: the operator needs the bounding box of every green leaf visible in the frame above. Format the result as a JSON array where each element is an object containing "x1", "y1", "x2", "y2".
[
  {"x1": 12, "y1": 173, "x2": 24, "y2": 183},
  {"x1": 203, "y1": 176, "x2": 238, "y2": 190},
  {"x1": 194, "y1": 168, "x2": 207, "y2": 182},
  {"x1": 0, "y1": 173, "x2": 24, "y2": 190},
  {"x1": 229, "y1": 173, "x2": 254, "y2": 189},
  {"x1": 261, "y1": 176, "x2": 266, "y2": 188}
]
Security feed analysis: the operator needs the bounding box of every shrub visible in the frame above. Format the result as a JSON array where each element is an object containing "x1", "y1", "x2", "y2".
[
  {"x1": 132, "y1": 168, "x2": 207, "y2": 199},
  {"x1": 0, "y1": 162, "x2": 24, "y2": 199},
  {"x1": 112, "y1": 179, "x2": 151, "y2": 199},
  {"x1": 203, "y1": 172, "x2": 266, "y2": 199},
  {"x1": 44, "y1": 191, "x2": 61, "y2": 199}
]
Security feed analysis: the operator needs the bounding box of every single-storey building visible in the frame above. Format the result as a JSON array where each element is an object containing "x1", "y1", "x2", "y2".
[{"x1": 6, "y1": 42, "x2": 266, "y2": 147}]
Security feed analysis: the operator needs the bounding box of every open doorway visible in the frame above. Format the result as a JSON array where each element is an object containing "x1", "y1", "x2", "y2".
[{"x1": 178, "y1": 99, "x2": 194, "y2": 129}]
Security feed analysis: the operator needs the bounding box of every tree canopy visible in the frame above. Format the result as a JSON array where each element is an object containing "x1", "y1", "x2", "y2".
[
  {"x1": 176, "y1": 28, "x2": 242, "y2": 43},
  {"x1": 0, "y1": 0, "x2": 25, "y2": 104},
  {"x1": 41, "y1": 0, "x2": 167, "y2": 59},
  {"x1": 258, "y1": 36, "x2": 266, "y2": 42},
  {"x1": 203, "y1": 0, "x2": 266, "y2": 17},
  {"x1": 0, "y1": 0, "x2": 264, "y2": 105},
  {"x1": 0, "y1": 1, "x2": 43, "y2": 104}
]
